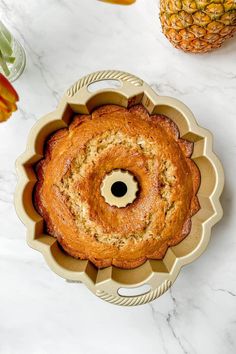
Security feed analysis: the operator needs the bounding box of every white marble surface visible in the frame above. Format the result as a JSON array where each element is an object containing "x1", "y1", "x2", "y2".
[{"x1": 0, "y1": 0, "x2": 236, "y2": 353}]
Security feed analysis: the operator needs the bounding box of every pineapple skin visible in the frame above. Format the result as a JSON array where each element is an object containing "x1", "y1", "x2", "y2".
[{"x1": 160, "y1": 0, "x2": 236, "y2": 53}]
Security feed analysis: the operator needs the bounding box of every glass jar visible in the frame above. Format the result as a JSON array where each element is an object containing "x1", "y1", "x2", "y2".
[{"x1": 0, "y1": 21, "x2": 26, "y2": 82}]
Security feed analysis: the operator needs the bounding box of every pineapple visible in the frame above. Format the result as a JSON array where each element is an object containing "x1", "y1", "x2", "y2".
[
  {"x1": 99, "y1": 0, "x2": 135, "y2": 4},
  {"x1": 160, "y1": 0, "x2": 236, "y2": 53}
]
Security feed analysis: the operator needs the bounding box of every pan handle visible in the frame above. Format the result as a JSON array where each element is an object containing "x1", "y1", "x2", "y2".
[
  {"x1": 66, "y1": 69, "x2": 144, "y2": 98},
  {"x1": 95, "y1": 279, "x2": 172, "y2": 306}
]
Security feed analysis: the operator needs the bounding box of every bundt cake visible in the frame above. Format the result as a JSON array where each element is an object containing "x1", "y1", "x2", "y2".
[{"x1": 34, "y1": 104, "x2": 200, "y2": 269}]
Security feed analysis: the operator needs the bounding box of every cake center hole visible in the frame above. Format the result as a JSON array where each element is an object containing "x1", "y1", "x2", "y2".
[{"x1": 111, "y1": 181, "x2": 128, "y2": 198}]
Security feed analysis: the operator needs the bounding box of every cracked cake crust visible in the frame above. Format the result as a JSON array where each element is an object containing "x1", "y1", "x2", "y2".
[{"x1": 34, "y1": 104, "x2": 200, "y2": 269}]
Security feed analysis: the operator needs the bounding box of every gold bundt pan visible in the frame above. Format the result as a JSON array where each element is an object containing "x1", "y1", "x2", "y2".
[{"x1": 15, "y1": 70, "x2": 224, "y2": 306}]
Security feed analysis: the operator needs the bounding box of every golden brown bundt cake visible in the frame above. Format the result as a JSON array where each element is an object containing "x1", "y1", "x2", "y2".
[{"x1": 34, "y1": 104, "x2": 200, "y2": 269}]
